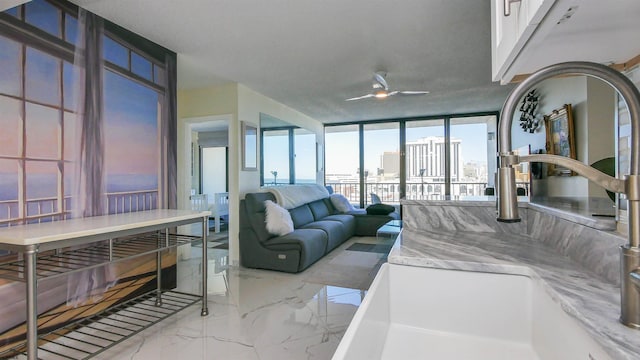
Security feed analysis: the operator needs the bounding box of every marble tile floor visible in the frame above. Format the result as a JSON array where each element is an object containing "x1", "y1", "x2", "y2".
[{"x1": 84, "y1": 235, "x2": 389, "y2": 360}]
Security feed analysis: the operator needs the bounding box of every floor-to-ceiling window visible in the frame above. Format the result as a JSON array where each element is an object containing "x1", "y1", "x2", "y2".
[
  {"x1": 405, "y1": 119, "x2": 446, "y2": 199},
  {"x1": 450, "y1": 116, "x2": 496, "y2": 196},
  {"x1": 364, "y1": 122, "x2": 399, "y2": 205},
  {"x1": 325, "y1": 124, "x2": 360, "y2": 204},
  {"x1": 324, "y1": 112, "x2": 498, "y2": 207}
]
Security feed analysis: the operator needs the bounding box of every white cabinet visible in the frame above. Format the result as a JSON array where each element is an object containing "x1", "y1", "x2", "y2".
[
  {"x1": 491, "y1": 0, "x2": 557, "y2": 83},
  {"x1": 0, "y1": 0, "x2": 31, "y2": 12},
  {"x1": 492, "y1": 0, "x2": 640, "y2": 84}
]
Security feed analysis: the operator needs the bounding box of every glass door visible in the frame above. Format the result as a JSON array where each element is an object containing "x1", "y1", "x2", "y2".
[
  {"x1": 325, "y1": 124, "x2": 360, "y2": 205},
  {"x1": 363, "y1": 122, "x2": 399, "y2": 206},
  {"x1": 449, "y1": 115, "x2": 497, "y2": 196},
  {"x1": 405, "y1": 119, "x2": 445, "y2": 199}
]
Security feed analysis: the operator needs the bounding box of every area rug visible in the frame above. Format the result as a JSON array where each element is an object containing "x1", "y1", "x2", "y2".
[
  {"x1": 303, "y1": 237, "x2": 389, "y2": 290},
  {"x1": 346, "y1": 242, "x2": 393, "y2": 254}
]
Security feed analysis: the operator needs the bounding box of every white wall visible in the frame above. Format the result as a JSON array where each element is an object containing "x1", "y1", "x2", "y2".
[
  {"x1": 178, "y1": 83, "x2": 324, "y2": 266},
  {"x1": 237, "y1": 84, "x2": 325, "y2": 191},
  {"x1": 177, "y1": 83, "x2": 239, "y2": 263}
]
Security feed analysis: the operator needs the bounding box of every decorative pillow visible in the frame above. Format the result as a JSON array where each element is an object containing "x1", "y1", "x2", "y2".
[
  {"x1": 330, "y1": 193, "x2": 355, "y2": 213},
  {"x1": 264, "y1": 200, "x2": 294, "y2": 236},
  {"x1": 366, "y1": 203, "x2": 396, "y2": 215}
]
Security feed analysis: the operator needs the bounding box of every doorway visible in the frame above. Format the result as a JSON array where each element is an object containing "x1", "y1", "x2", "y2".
[
  {"x1": 201, "y1": 146, "x2": 229, "y2": 232},
  {"x1": 201, "y1": 147, "x2": 228, "y2": 195}
]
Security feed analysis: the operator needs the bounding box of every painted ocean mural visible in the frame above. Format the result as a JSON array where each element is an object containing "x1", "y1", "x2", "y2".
[
  {"x1": 0, "y1": 37, "x2": 160, "y2": 224},
  {"x1": 0, "y1": 1, "x2": 179, "y2": 354}
]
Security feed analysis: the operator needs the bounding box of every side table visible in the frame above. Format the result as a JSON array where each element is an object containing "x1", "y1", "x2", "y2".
[{"x1": 376, "y1": 219, "x2": 402, "y2": 241}]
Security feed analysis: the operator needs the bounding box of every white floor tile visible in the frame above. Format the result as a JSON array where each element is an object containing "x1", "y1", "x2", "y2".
[{"x1": 86, "y1": 235, "x2": 386, "y2": 360}]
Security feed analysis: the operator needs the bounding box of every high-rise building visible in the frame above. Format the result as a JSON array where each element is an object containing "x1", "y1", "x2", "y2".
[
  {"x1": 406, "y1": 136, "x2": 463, "y2": 182},
  {"x1": 380, "y1": 151, "x2": 400, "y2": 178}
]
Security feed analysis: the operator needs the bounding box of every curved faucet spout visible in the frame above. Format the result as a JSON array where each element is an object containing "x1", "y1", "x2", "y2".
[
  {"x1": 497, "y1": 62, "x2": 640, "y2": 232},
  {"x1": 496, "y1": 61, "x2": 640, "y2": 328}
]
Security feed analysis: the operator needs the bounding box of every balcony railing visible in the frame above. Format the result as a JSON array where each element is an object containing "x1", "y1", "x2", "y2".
[
  {"x1": 0, "y1": 190, "x2": 158, "y2": 226},
  {"x1": 107, "y1": 190, "x2": 158, "y2": 215},
  {"x1": 326, "y1": 181, "x2": 530, "y2": 206}
]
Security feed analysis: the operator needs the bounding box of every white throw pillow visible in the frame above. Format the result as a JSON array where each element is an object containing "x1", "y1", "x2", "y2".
[
  {"x1": 264, "y1": 200, "x2": 294, "y2": 236},
  {"x1": 330, "y1": 193, "x2": 355, "y2": 213}
]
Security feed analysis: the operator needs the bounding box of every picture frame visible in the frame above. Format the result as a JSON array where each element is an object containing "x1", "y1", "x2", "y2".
[
  {"x1": 241, "y1": 121, "x2": 258, "y2": 171},
  {"x1": 544, "y1": 104, "x2": 575, "y2": 176}
]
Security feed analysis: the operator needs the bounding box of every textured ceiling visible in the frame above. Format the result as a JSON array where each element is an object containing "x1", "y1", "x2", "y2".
[{"x1": 70, "y1": 0, "x2": 516, "y2": 123}]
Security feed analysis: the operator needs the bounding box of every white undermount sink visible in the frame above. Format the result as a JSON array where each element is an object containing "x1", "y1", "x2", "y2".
[{"x1": 333, "y1": 263, "x2": 611, "y2": 360}]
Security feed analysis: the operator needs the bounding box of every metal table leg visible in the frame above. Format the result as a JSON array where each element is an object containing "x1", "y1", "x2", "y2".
[
  {"x1": 155, "y1": 230, "x2": 165, "y2": 307},
  {"x1": 25, "y1": 246, "x2": 38, "y2": 360},
  {"x1": 201, "y1": 216, "x2": 209, "y2": 316}
]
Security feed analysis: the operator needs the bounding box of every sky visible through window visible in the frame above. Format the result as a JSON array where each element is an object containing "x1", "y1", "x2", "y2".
[
  {"x1": 324, "y1": 121, "x2": 489, "y2": 177},
  {"x1": 262, "y1": 129, "x2": 316, "y2": 184}
]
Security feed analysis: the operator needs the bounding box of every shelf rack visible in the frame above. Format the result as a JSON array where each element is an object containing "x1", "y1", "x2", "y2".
[
  {"x1": 4, "y1": 290, "x2": 201, "y2": 360},
  {"x1": 0, "y1": 233, "x2": 200, "y2": 282},
  {"x1": 0, "y1": 209, "x2": 211, "y2": 360}
]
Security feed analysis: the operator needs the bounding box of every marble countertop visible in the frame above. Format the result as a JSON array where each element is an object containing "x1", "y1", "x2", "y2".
[
  {"x1": 528, "y1": 196, "x2": 617, "y2": 230},
  {"x1": 401, "y1": 195, "x2": 617, "y2": 231},
  {"x1": 0, "y1": 209, "x2": 210, "y2": 250},
  {"x1": 389, "y1": 229, "x2": 639, "y2": 360}
]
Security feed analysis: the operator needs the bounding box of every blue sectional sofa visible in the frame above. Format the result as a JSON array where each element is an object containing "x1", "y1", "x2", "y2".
[{"x1": 239, "y1": 192, "x2": 399, "y2": 273}]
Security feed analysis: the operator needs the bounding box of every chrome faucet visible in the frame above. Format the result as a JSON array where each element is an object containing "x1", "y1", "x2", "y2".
[{"x1": 496, "y1": 61, "x2": 640, "y2": 328}]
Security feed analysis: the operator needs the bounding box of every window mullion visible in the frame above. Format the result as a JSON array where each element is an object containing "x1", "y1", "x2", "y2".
[
  {"x1": 289, "y1": 128, "x2": 295, "y2": 184},
  {"x1": 399, "y1": 121, "x2": 406, "y2": 201},
  {"x1": 444, "y1": 117, "x2": 451, "y2": 196},
  {"x1": 358, "y1": 124, "x2": 365, "y2": 208},
  {"x1": 57, "y1": 57, "x2": 64, "y2": 217},
  {"x1": 18, "y1": 43, "x2": 26, "y2": 223}
]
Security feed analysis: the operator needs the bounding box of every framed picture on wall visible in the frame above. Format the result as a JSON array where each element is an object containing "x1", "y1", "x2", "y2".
[
  {"x1": 545, "y1": 104, "x2": 575, "y2": 176},
  {"x1": 241, "y1": 121, "x2": 257, "y2": 171}
]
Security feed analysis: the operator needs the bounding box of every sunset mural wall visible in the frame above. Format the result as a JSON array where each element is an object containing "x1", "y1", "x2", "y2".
[{"x1": 0, "y1": 0, "x2": 178, "y2": 353}]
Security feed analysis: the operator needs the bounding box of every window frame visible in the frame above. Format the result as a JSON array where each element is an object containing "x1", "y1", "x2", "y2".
[{"x1": 323, "y1": 111, "x2": 499, "y2": 208}]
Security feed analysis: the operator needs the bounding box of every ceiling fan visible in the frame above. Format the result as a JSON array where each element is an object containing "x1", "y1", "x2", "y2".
[{"x1": 345, "y1": 72, "x2": 430, "y2": 101}]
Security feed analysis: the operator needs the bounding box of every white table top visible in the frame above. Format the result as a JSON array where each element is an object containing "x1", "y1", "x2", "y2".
[{"x1": 0, "y1": 209, "x2": 210, "y2": 249}]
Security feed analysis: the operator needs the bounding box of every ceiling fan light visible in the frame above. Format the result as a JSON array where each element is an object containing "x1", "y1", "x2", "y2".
[{"x1": 374, "y1": 90, "x2": 388, "y2": 99}]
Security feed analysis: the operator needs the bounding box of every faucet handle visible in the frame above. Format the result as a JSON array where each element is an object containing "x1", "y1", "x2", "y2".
[{"x1": 499, "y1": 153, "x2": 520, "y2": 167}]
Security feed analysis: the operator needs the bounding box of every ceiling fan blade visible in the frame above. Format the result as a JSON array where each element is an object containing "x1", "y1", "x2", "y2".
[
  {"x1": 397, "y1": 90, "x2": 430, "y2": 95},
  {"x1": 373, "y1": 73, "x2": 389, "y2": 91},
  {"x1": 345, "y1": 93, "x2": 375, "y2": 101}
]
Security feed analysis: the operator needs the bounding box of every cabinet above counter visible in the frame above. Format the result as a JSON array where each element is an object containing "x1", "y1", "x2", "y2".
[{"x1": 492, "y1": 0, "x2": 640, "y2": 84}]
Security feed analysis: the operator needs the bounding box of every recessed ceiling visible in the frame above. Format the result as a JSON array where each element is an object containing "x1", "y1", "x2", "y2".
[{"x1": 69, "y1": 0, "x2": 516, "y2": 123}]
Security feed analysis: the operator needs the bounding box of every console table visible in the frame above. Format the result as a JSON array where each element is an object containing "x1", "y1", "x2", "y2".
[{"x1": 0, "y1": 209, "x2": 211, "y2": 360}]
